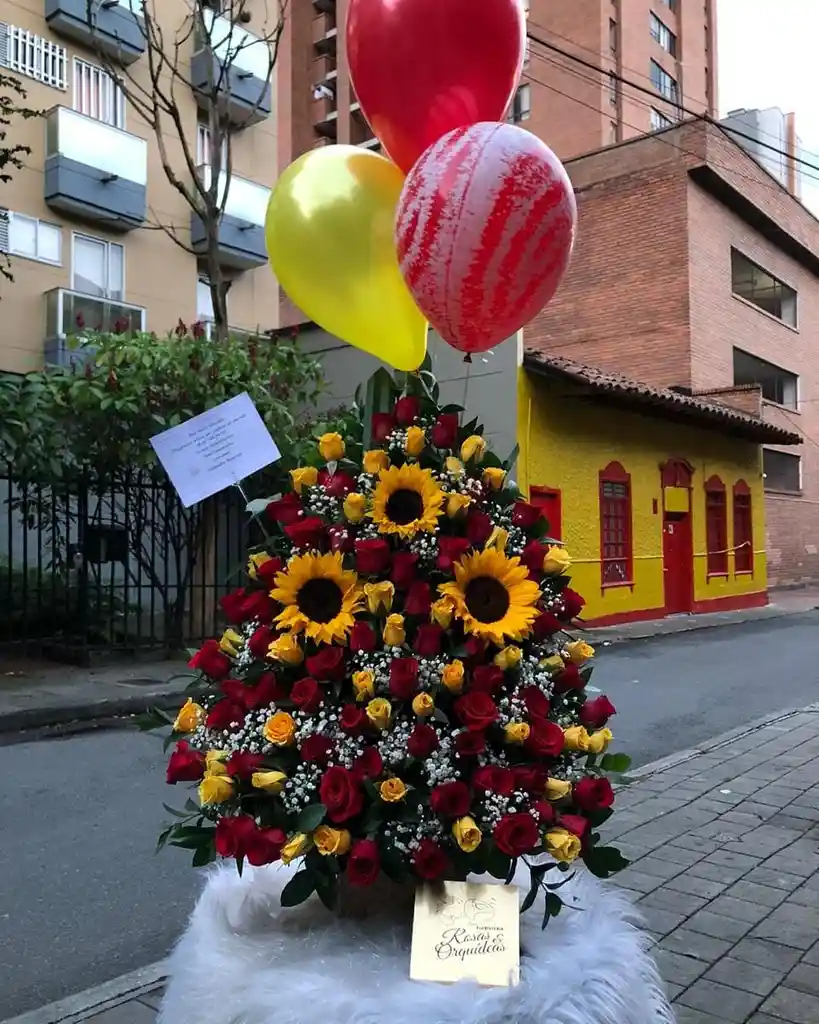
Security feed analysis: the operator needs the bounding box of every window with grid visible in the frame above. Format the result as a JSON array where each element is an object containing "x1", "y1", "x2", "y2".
[
  {"x1": 705, "y1": 476, "x2": 728, "y2": 575},
  {"x1": 599, "y1": 462, "x2": 633, "y2": 586},
  {"x1": 73, "y1": 58, "x2": 125, "y2": 128},
  {"x1": 731, "y1": 249, "x2": 797, "y2": 327},
  {"x1": 507, "y1": 84, "x2": 530, "y2": 123},
  {"x1": 650, "y1": 59, "x2": 678, "y2": 104},
  {"x1": 733, "y1": 481, "x2": 753, "y2": 574},
  {"x1": 1, "y1": 23, "x2": 67, "y2": 89},
  {"x1": 651, "y1": 108, "x2": 673, "y2": 131},
  {"x1": 650, "y1": 13, "x2": 677, "y2": 56}
]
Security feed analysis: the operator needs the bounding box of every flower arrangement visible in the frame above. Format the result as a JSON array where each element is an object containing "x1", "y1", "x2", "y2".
[{"x1": 149, "y1": 371, "x2": 630, "y2": 920}]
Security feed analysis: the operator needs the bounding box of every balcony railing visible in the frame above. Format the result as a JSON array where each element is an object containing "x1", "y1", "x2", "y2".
[
  {"x1": 44, "y1": 288, "x2": 146, "y2": 365},
  {"x1": 45, "y1": 0, "x2": 146, "y2": 64},
  {"x1": 191, "y1": 10, "x2": 272, "y2": 126},
  {"x1": 191, "y1": 167, "x2": 270, "y2": 269}
]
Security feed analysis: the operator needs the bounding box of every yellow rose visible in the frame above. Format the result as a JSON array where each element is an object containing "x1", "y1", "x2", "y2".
[
  {"x1": 441, "y1": 659, "x2": 465, "y2": 693},
  {"x1": 405, "y1": 426, "x2": 426, "y2": 457},
  {"x1": 379, "y1": 777, "x2": 408, "y2": 802},
  {"x1": 383, "y1": 613, "x2": 406, "y2": 646},
  {"x1": 251, "y1": 770, "x2": 287, "y2": 793},
  {"x1": 364, "y1": 580, "x2": 395, "y2": 614},
  {"x1": 566, "y1": 640, "x2": 594, "y2": 666},
  {"x1": 542, "y1": 544, "x2": 571, "y2": 575},
  {"x1": 314, "y1": 826, "x2": 352, "y2": 856},
  {"x1": 263, "y1": 711, "x2": 296, "y2": 747},
  {"x1": 587, "y1": 728, "x2": 614, "y2": 755},
  {"x1": 544, "y1": 777, "x2": 572, "y2": 801},
  {"x1": 504, "y1": 721, "x2": 531, "y2": 745},
  {"x1": 460, "y1": 435, "x2": 487, "y2": 462},
  {"x1": 539, "y1": 654, "x2": 565, "y2": 675},
  {"x1": 318, "y1": 432, "x2": 345, "y2": 462},
  {"x1": 290, "y1": 466, "x2": 318, "y2": 494},
  {"x1": 563, "y1": 725, "x2": 591, "y2": 752},
  {"x1": 352, "y1": 669, "x2": 375, "y2": 702},
  {"x1": 206, "y1": 749, "x2": 229, "y2": 774},
  {"x1": 281, "y1": 832, "x2": 311, "y2": 865},
  {"x1": 268, "y1": 633, "x2": 304, "y2": 665},
  {"x1": 445, "y1": 456, "x2": 465, "y2": 477},
  {"x1": 484, "y1": 526, "x2": 509, "y2": 552},
  {"x1": 219, "y1": 628, "x2": 243, "y2": 656},
  {"x1": 343, "y1": 492, "x2": 367, "y2": 523},
  {"x1": 446, "y1": 492, "x2": 471, "y2": 518},
  {"x1": 366, "y1": 697, "x2": 392, "y2": 731},
  {"x1": 363, "y1": 449, "x2": 390, "y2": 474},
  {"x1": 482, "y1": 467, "x2": 506, "y2": 491},
  {"x1": 430, "y1": 596, "x2": 456, "y2": 629},
  {"x1": 412, "y1": 692, "x2": 435, "y2": 717},
  {"x1": 452, "y1": 816, "x2": 482, "y2": 853},
  {"x1": 248, "y1": 551, "x2": 272, "y2": 579},
  {"x1": 544, "y1": 827, "x2": 582, "y2": 864},
  {"x1": 173, "y1": 698, "x2": 205, "y2": 733},
  {"x1": 494, "y1": 646, "x2": 522, "y2": 671},
  {"x1": 199, "y1": 772, "x2": 234, "y2": 806}
]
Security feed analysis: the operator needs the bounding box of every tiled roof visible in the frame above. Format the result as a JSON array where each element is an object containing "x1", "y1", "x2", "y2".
[{"x1": 523, "y1": 351, "x2": 801, "y2": 446}]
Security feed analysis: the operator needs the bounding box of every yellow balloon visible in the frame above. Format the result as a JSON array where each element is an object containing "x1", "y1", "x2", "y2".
[{"x1": 265, "y1": 146, "x2": 427, "y2": 372}]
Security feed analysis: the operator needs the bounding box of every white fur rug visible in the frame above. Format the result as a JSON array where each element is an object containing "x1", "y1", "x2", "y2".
[{"x1": 159, "y1": 863, "x2": 674, "y2": 1024}]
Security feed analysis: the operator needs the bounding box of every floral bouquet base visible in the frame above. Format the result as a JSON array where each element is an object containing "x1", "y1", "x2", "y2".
[{"x1": 158, "y1": 861, "x2": 674, "y2": 1024}]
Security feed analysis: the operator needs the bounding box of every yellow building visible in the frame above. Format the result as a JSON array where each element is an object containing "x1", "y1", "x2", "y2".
[{"x1": 519, "y1": 353, "x2": 801, "y2": 626}]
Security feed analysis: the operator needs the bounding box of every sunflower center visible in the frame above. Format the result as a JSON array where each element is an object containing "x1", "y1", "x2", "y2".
[
  {"x1": 297, "y1": 578, "x2": 344, "y2": 623},
  {"x1": 386, "y1": 488, "x2": 424, "y2": 525},
  {"x1": 464, "y1": 576, "x2": 510, "y2": 623}
]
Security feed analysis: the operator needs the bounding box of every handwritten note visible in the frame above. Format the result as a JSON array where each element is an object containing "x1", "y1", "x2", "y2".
[
  {"x1": 150, "y1": 393, "x2": 281, "y2": 508},
  {"x1": 410, "y1": 881, "x2": 520, "y2": 987}
]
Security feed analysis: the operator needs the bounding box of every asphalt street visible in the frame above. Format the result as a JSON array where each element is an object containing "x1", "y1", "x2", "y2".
[{"x1": 2, "y1": 611, "x2": 818, "y2": 1018}]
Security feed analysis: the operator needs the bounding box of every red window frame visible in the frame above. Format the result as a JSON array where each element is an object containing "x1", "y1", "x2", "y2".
[
  {"x1": 705, "y1": 475, "x2": 728, "y2": 576},
  {"x1": 599, "y1": 461, "x2": 633, "y2": 587},
  {"x1": 530, "y1": 485, "x2": 562, "y2": 541},
  {"x1": 733, "y1": 480, "x2": 753, "y2": 574}
]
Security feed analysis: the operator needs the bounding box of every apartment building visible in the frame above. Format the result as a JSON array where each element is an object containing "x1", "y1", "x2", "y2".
[{"x1": 0, "y1": 1, "x2": 280, "y2": 374}]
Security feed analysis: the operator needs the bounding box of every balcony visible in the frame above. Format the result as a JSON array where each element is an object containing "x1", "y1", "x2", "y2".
[
  {"x1": 45, "y1": 0, "x2": 145, "y2": 65},
  {"x1": 44, "y1": 107, "x2": 147, "y2": 231},
  {"x1": 313, "y1": 17, "x2": 337, "y2": 57},
  {"x1": 191, "y1": 11, "x2": 272, "y2": 128},
  {"x1": 190, "y1": 168, "x2": 270, "y2": 270},
  {"x1": 313, "y1": 0, "x2": 336, "y2": 13},
  {"x1": 44, "y1": 287, "x2": 146, "y2": 366},
  {"x1": 313, "y1": 96, "x2": 338, "y2": 141}
]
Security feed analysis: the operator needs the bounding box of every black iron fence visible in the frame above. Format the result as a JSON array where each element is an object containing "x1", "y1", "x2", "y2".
[{"x1": 0, "y1": 466, "x2": 257, "y2": 664}]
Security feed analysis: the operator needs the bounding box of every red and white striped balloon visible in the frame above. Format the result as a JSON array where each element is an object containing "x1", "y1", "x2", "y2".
[{"x1": 395, "y1": 122, "x2": 577, "y2": 355}]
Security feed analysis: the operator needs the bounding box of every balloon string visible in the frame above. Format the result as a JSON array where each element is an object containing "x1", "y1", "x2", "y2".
[{"x1": 462, "y1": 358, "x2": 472, "y2": 412}]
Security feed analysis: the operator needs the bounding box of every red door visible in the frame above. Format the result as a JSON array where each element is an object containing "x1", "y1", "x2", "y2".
[
  {"x1": 663, "y1": 513, "x2": 693, "y2": 614},
  {"x1": 530, "y1": 487, "x2": 562, "y2": 542}
]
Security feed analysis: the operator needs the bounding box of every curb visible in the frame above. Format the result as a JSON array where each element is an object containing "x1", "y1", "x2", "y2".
[{"x1": 0, "y1": 691, "x2": 185, "y2": 736}]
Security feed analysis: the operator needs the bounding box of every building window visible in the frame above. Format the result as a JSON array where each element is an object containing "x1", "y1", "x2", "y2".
[
  {"x1": 608, "y1": 71, "x2": 619, "y2": 107},
  {"x1": 733, "y1": 348, "x2": 798, "y2": 409},
  {"x1": 2, "y1": 211, "x2": 61, "y2": 264},
  {"x1": 650, "y1": 108, "x2": 674, "y2": 132},
  {"x1": 733, "y1": 481, "x2": 753, "y2": 574},
  {"x1": 650, "y1": 13, "x2": 677, "y2": 56},
  {"x1": 763, "y1": 449, "x2": 801, "y2": 493},
  {"x1": 508, "y1": 84, "x2": 530, "y2": 123},
  {"x1": 705, "y1": 476, "x2": 728, "y2": 576},
  {"x1": 731, "y1": 249, "x2": 797, "y2": 327},
  {"x1": 659, "y1": 0, "x2": 677, "y2": 9},
  {"x1": 197, "y1": 276, "x2": 215, "y2": 321},
  {"x1": 72, "y1": 234, "x2": 124, "y2": 300},
  {"x1": 599, "y1": 461, "x2": 633, "y2": 586},
  {"x1": 0, "y1": 23, "x2": 67, "y2": 89},
  {"x1": 650, "y1": 59, "x2": 678, "y2": 104},
  {"x1": 196, "y1": 122, "x2": 228, "y2": 169},
  {"x1": 73, "y1": 58, "x2": 125, "y2": 128},
  {"x1": 609, "y1": 18, "x2": 618, "y2": 56}
]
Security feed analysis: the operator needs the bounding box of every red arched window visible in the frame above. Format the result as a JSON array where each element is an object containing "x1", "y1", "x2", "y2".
[
  {"x1": 660, "y1": 458, "x2": 694, "y2": 488},
  {"x1": 733, "y1": 480, "x2": 753, "y2": 574},
  {"x1": 599, "y1": 461, "x2": 633, "y2": 586},
  {"x1": 705, "y1": 475, "x2": 728, "y2": 575}
]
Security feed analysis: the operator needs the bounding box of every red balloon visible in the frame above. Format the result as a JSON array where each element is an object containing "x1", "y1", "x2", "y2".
[
  {"x1": 346, "y1": 0, "x2": 525, "y2": 175},
  {"x1": 395, "y1": 122, "x2": 577, "y2": 355}
]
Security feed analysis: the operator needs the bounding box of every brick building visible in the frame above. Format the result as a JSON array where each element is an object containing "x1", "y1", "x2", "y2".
[{"x1": 526, "y1": 119, "x2": 818, "y2": 586}]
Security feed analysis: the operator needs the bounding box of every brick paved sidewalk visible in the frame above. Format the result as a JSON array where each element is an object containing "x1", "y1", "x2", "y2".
[{"x1": 8, "y1": 705, "x2": 819, "y2": 1024}]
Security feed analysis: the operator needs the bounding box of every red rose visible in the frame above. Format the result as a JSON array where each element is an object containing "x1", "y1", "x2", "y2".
[
  {"x1": 437, "y1": 536, "x2": 471, "y2": 573},
  {"x1": 188, "y1": 639, "x2": 231, "y2": 679},
  {"x1": 247, "y1": 625, "x2": 274, "y2": 660},
  {"x1": 245, "y1": 826, "x2": 287, "y2": 867},
  {"x1": 391, "y1": 551, "x2": 418, "y2": 589},
  {"x1": 245, "y1": 672, "x2": 287, "y2": 709},
  {"x1": 414, "y1": 623, "x2": 443, "y2": 656},
  {"x1": 429, "y1": 781, "x2": 471, "y2": 817},
  {"x1": 349, "y1": 621, "x2": 377, "y2": 652},
  {"x1": 252, "y1": 556, "x2": 282, "y2": 585},
  {"x1": 214, "y1": 815, "x2": 257, "y2": 858},
  {"x1": 221, "y1": 678, "x2": 250, "y2": 707},
  {"x1": 455, "y1": 730, "x2": 486, "y2": 756},
  {"x1": 220, "y1": 587, "x2": 250, "y2": 624},
  {"x1": 225, "y1": 751, "x2": 264, "y2": 778},
  {"x1": 285, "y1": 516, "x2": 326, "y2": 550},
  {"x1": 521, "y1": 540, "x2": 545, "y2": 577},
  {"x1": 371, "y1": 413, "x2": 396, "y2": 442},
  {"x1": 471, "y1": 665, "x2": 503, "y2": 695},
  {"x1": 430, "y1": 412, "x2": 459, "y2": 449},
  {"x1": 522, "y1": 686, "x2": 551, "y2": 720},
  {"x1": 319, "y1": 766, "x2": 364, "y2": 823},
  {"x1": 319, "y1": 468, "x2": 356, "y2": 497},
  {"x1": 306, "y1": 647, "x2": 346, "y2": 681},
  {"x1": 206, "y1": 699, "x2": 246, "y2": 732},
  {"x1": 301, "y1": 734, "x2": 335, "y2": 763},
  {"x1": 525, "y1": 720, "x2": 565, "y2": 758},
  {"x1": 465, "y1": 509, "x2": 493, "y2": 546},
  {"x1": 340, "y1": 704, "x2": 367, "y2": 735},
  {"x1": 473, "y1": 765, "x2": 515, "y2": 795},
  {"x1": 512, "y1": 764, "x2": 547, "y2": 793},
  {"x1": 389, "y1": 657, "x2": 419, "y2": 700},
  {"x1": 463, "y1": 637, "x2": 487, "y2": 662},
  {"x1": 328, "y1": 524, "x2": 354, "y2": 553},
  {"x1": 553, "y1": 662, "x2": 584, "y2": 694},
  {"x1": 242, "y1": 590, "x2": 276, "y2": 623},
  {"x1": 559, "y1": 588, "x2": 586, "y2": 621},
  {"x1": 266, "y1": 492, "x2": 303, "y2": 525},
  {"x1": 291, "y1": 676, "x2": 322, "y2": 712},
  {"x1": 533, "y1": 612, "x2": 563, "y2": 639},
  {"x1": 532, "y1": 800, "x2": 555, "y2": 825},
  {"x1": 346, "y1": 838, "x2": 380, "y2": 886},
  {"x1": 407, "y1": 723, "x2": 439, "y2": 758},
  {"x1": 355, "y1": 538, "x2": 391, "y2": 574},
  {"x1": 494, "y1": 812, "x2": 539, "y2": 857},
  {"x1": 394, "y1": 395, "x2": 421, "y2": 426},
  {"x1": 404, "y1": 580, "x2": 431, "y2": 616},
  {"x1": 455, "y1": 691, "x2": 499, "y2": 731},
  {"x1": 413, "y1": 838, "x2": 449, "y2": 880},
  {"x1": 512, "y1": 501, "x2": 542, "y2": 529},
  {"x1": 559, "y1": 814, "x2": 590, "y2": 839},
  {"x1": 166, "y1": 741, "x2": 205, "y2": 784},
  {"x1": 352, "y1": 746, "x2": 383, "y2": 779},
  {"x1": 573, "y1": 777, "x2": 615, "y2": 813},
  {"x1": 580, "y1": 695, "x2": 616, "y2": 729}
]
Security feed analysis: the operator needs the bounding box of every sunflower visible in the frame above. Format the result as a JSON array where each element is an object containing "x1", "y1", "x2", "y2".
[
  {"x1": 439, "y1": 549, "x2": 541, "y2": 645},
  {"x1": 272, "y1": 552, "x2": 363, "y2": 645},
  {"x1": 370, "y1": 464, "x2": 445, "y2": 538}
]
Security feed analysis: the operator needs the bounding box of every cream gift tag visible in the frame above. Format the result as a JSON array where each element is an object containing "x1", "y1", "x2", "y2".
[{"x1": 410, "y1": 881, "x2": 520, "y2": 987}]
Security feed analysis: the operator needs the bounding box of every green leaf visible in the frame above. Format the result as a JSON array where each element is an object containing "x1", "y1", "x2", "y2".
[
  {"x1": 600, "y1": 753, "x2": 632, "y2": 773},
  {"x1": 280, "y1": 869, "x2": 316, "y2": 907},
  {"x1": 541, "y1": 892, "x2": 563, "y2": 929},
  {"x1": 582, "y1": 845, "x2": 630, "y2": 879},
  {"x1": 504, "y1": 857, "x2": 518, "y2": 885},
  {"x1": 587, "y1": 807, "x2": 614, "y2": 828},
  {"x1": 314, "y1": 872, "x2": 338, "y2": 911},
  {"x1": 485, "y1": 843, "x2": 512, "y2": 881},
  {"x1": 192, "y1": 842, "x2": 216, "y2": 867},
  {"x1": 162, "y1": 803, "x2": 192, "y2": 819},
  {"x1": 295, "y1": 803, "x2": 326, "y2": 832},
  {"x1": 502, "y1": 443, "x2": 520, "y2": 471},
  {"x1": 520, "y1": 863, "x2": 547, "y2": 914}
]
